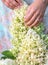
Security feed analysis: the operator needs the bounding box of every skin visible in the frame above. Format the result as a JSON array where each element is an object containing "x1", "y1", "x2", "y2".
[
  {"x1": 2, "y1": 0, "x2": 48, "y2": 27},
  {"x1": 2, "y1": 0, "x2": 22, "y2": 9},
  {"x1": 24, "y1": 0, "x2": 48, "y2": 27}
]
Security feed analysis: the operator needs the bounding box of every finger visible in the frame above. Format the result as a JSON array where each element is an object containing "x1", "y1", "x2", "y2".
[
  {"x1": 29, "y1": 16, "x2": 39, "y2": 27},
  {"x1": 5, "y1": 2, "x2": 14, "y2": 9},
  {"x1": 34, "y1": 18, "x2": 43, "y2": 27},
  {"x1": 25, "y1": 9, "x2": 40, "y2": 26},
  {"x1": 10, "y1": 0, "x2": 19, "y2": 7},
  {"x1": 35, "y1": 18, "x2": 43, "y2": 26},
  {"x1": 2, "y1": 0, "x2": 5, "y2": 2},
  {"x1": 35, "y1": 13, "x2": 44, "y2": 26},
  {"x1": 16, "y1": 0, "x2": 22, "y2": 5},
  {"x1": 15, "y1": 6, "x2": 20, "y2": 9},
  {"x1": 2, "y1": 0, "x2": 15, "y2": 9},
  {"x1": 24, "y1": 7, "x2": 37, "y2": 23},
  {"x1": 29, "y1": 15, "x2": 43, "y2": 27}
]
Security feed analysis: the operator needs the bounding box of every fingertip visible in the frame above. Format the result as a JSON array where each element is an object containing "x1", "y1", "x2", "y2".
[
  {"x1": 24, "y1": 15, "x2": 27, "y2": 19},
  {"x1": 24, "y1": 15, "x2": 30, "y2": 22},
  {"x1": 24, "y1": 24, "x2": 28, "y2": 28},
  {"x1": 20, "y1": 2, "x2": 23, "y2": 6},
  {"x1": 24, "y1": 21, "x2": 27, "y2": 26},
  {"x1": 24, "y1": 16, "x2": 27, "y2": 22},
  {"x1": 15, "y1": 5, "x2": 21, "y2": 9}
]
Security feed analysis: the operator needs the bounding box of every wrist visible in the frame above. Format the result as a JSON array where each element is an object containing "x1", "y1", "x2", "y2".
[{"x1": 34, "y1": 0, "x2": 48, "y2": 6}]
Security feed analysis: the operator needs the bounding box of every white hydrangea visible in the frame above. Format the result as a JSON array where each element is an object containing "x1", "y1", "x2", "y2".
[
  {"x1": 9, "y1": 2, "x2": 28, "y2": 56},
  {"x1": 16, "y1": 29, "x2": 46, "y2": 65},
  {"x1": 9, "y1": 1, "x2": 47, "y2": 65},
  {"x1": 0, "y1": 59, "x2": 16, "y2": 65}
]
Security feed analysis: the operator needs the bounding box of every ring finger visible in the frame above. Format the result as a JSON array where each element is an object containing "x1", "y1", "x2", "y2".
[
  {"x1": 25, "y1": 9, "x2": 40, "y2": 26},
  {"x1": 29, "y1": 15, "x2": 43, "y2": 27}
]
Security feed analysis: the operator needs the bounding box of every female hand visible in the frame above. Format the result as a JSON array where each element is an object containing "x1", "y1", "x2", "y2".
[
  {"x1": 2, "y1": 0, "x2": 22, "y2": 9},
  {"x1": 24, "y1": 0, "x2": 47, "y2": 27}
]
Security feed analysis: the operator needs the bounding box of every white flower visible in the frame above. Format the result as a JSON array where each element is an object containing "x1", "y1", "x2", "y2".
[{"x1": 0, "y1": 59, "x2": 16, "y2": 65}]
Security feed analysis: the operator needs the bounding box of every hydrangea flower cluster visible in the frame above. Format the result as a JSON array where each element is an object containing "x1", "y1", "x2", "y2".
[{"x1": 9, "y1": 2, "x2": 48, "y2": 65}]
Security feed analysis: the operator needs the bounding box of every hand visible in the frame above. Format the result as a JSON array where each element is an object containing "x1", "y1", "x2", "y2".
[
  {"x1": 2, "y1": 0, "x2": 22, "y2": 9},
  {"x1": 24, "y1": 0, "x2": 47, "y2": 27}
]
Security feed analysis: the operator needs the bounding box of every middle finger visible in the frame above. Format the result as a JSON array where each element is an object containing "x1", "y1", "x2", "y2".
[
  {"x1": 9, "y1": 0, "x2": 19, "y2": 7},
  {"x1": 25, "y1": 9, "x2": 40, "y2": 26}
]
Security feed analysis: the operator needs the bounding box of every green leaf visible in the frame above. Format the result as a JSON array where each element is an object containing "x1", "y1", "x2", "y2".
[
  {"x1": 2, "y1": 50, "x2": 16, "y2": 60},
  {"x1": 1, "y1": 56, "x2": 7, "y2": 59}
]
